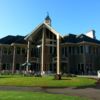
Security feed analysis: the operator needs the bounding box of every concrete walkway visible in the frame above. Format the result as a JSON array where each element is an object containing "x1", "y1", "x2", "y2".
[
  {"x1": 0, "y1": 85, "x2": 100, "y2": 100},
  {"x1": 77, "y1": 75, "x2": 98, "y2": 79}
]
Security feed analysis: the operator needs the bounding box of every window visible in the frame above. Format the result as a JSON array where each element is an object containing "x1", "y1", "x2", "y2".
[
  {"x1": 72, "y1": 47, "x2": 75, "y2": 54},
  {"x1": 62, "y1": 47, "x2": 64, "y2": 56},
  {"x1": 31, "y1": 48, "x2": 34, "y2": 57},
  {"x1": 46, "y1": 30, "x2": 49, "y2": 38},
  {"x1": 8, "y1": 48, "x2": 12, "y2": 55},
  {"x1": 16, "y1": 63, "x2": 20, "y2": 70},
  {"x1": 16, "y1": 47, "x2": 21, "y2": 54},
  {"x1": 65, "y1": 47, "x2": 67, "y2": 57},
  {"x1": 50, "y1": 33, "x2": 53, "y2": 39},
  {"x1": 53, "y1": 41, "x2": 56, "y2": 45},
  {"x1": 80, "y1": 46, "x2": 83, "y2": 54},
  {"x1": 2, "y1": 64, "x2": 6, "y2": 70},
  {"x1": 6, "y1": 63, "x2": 11, "y2": 70},
  {"x1": 50, "y1": 47, "x2": 52, "y2": 54},
  {"x1": 89, "y1": 46, "x2": 92, "y2": 54},
  {"x1": 93, "y1": 47, "x2": 94, "y2": 54},
  {"x1": 54, "y1": 47, "x2": 56, "y2": 56},
  {"x1": 54, "y1": 35, "x2": 56, "y2": 40},
  {"x1": 3, "y1": 47, "x2": 7, "y2": 54},
  {"x1": 69, "y1": 46, "x2": 71, "y2": 54},
  {"x1": 92, "y1": 47, "x2": 98, "y2": 54},
  {"x1": 78, "y1": 64, "x2": 81, "y2": 71},
  {"x1": 96, "y1": 47, "x2": 98, "y2": 55},
  {"x1": 77, "y1": 46, "x2": 79, "y2": 54},
  {"x1": 22, "y1": 48, "x2": 25, "y2": 54},
  {"x1": 85, "y1": 45, "x2": 89, "y2": 53},
  {"x1": 50, "y1": 41, "x2": 52, "y2": 44},
  {"x1": 81, "y1": 64, "x2": 84, "y2": 69},
  {"x1": 78, "y1": 63, "x2": 84, "y2": 74}
]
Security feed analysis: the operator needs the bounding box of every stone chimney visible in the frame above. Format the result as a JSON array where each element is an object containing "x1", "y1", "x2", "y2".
[{"x1": 86, "y1": 30, "x2": 96, "y2": 39}]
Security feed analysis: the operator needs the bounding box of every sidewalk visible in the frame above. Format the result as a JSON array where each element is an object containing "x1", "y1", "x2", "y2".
[
  {"x1": 77, "y1": 75, "x2": 98, "y2": 79},
  {"x1": 0, "y1": 85, "x2": 100, "y2": 100}
]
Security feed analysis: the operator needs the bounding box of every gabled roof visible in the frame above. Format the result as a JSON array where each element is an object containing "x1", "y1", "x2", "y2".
[
  {"x1": 62, "y1": 34, "x2": 100, "y2": 44},
  {"x1": 0, "y1": 35, "x2": 26, "y2": 45},
  {"x1": 77, "y1": 34, "x2": 100, "y2": 44},
  {"x1": 0, "y1": 35, "x2": 16, "y2": 44},
  {"x1": 25, "y1": 22, "x2": 62, "y2": 40},
  {"x1": 62, "y1": 34, "x2": 77, "y2": 43},
  {"x1": 14, "y1": 36, "x2": 27, "y2": 44}
]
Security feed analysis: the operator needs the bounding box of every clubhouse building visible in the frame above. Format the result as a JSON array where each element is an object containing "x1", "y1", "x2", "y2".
[{"x1": 0, "y1": 15, "x2": 100, "y2": 75}]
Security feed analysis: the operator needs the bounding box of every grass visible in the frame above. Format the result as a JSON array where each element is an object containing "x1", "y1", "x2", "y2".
[
  {"x1": 0, "y1": 75, "x2": 96, "y2": 87},
  {"x1": 0, "y1": 91, "x2": 90, "y2": 100}
]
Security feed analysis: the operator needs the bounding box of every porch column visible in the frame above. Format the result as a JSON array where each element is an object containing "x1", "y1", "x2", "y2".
[
  {"x1": 83, "y1": 45, "x2": 86, "y2": 74},
  {"x1": 57, "y1": 35, "x2": 60, "y2": 74},
  {"x1": 0, "y1": 62, "x2": 2, "y2": 71},
  {"x1": 26, "y1": 40, "x2": 30, "y2": 72},
  {"x1": 41, "y1": 27, "x2": 45, "y2": 75},
  {"x1": 67, "y1": 46, "x2": 70, "y2": 73},
  {"x1": 12, "y1": 46, "x2": 16, "y2": 73}
]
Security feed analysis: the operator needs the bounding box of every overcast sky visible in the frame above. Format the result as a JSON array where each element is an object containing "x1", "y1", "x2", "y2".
[{"x1": 0, "y1": 0, "x2": 100, "y2": 39}]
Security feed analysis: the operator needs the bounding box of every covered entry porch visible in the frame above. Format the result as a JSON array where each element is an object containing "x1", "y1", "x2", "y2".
[{"x1": 25, "y1": 22, "x2": 62, "y2": 75}]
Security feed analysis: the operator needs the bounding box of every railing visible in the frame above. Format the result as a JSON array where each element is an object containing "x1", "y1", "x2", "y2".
[
  {"x1": 31, "y1": 57, "x2": 40, "y2": 63},
  {"x1": 30, "y1": 57, "x2": 68, "y2": 63},
  {"x1": 52, "y1": 57, "x2": 68, "y2": 63},
  {"x1": 61, "y1": 57, "x2": 68, "y2": 63}
]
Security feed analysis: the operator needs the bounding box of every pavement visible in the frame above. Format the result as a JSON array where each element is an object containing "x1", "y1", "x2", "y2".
[
  {"x1": 77, "y1": 75, "x2": 98, "y2": 79},
  {"x1": 0, "y1": 85, "x2": 100, "y2": 100}
]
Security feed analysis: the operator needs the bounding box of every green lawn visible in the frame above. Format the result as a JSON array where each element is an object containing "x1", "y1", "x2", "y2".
[
  {"x1": 0, "y1": 91, "x2": 90, "y2": 100},
  {"x1": 0, "y1": 75, "x2": 96, "y2": 87}
]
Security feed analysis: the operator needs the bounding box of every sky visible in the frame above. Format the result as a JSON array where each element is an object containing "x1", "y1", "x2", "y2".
[{"x1": 0, "y1": 0, "x2": 100, "y2": 39}]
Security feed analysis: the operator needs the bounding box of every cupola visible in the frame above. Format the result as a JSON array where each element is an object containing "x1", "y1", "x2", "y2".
[{"x1": 44, "y1": 13, "x2": 51, "y2": 26}]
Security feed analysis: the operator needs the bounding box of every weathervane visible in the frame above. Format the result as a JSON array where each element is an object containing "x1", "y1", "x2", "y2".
[{"x1": 47, "y1": 12, "x2": 49, "y2": 16}]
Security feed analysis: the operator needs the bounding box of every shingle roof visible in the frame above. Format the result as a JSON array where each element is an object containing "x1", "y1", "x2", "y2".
[
  {"x1": 62, "y1": 34, "x2": 100, "y2": 44},
  {"x1": 14, "y1": 36, "x2": 27, "y2": 44},
  {"x1": 25, "y1": 22, "x2": 62, "y2": 40},
  {"x1": 0, "y1": 35, "x2": 27, "y2": 44},
  {"x1": 62, "y1": 34, "x2": 77, "y2": 43},
  {"x1": 77, "y1": 34, "x2": 100, "y2": 44},
  {"x1": 0, "y1": 33, "x2": 100, "y2": 45}
]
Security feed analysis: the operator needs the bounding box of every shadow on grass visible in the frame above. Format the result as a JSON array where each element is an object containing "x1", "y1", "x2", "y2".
[
  {"x1": 0, "y1": 77, "x2": 11, "y2": 78},
  {"x1": 74, "y1": 84, "x2": 96, "y2": 89},
  {"x1": 53, "y1": 78, "x2": 72, "y2": 80},
  {"x1": 0, "y1": 75, "x2": 22, "y2": 79},
  {"x1": 42, "y1": 86, "x2": 68, "y2": 89}
]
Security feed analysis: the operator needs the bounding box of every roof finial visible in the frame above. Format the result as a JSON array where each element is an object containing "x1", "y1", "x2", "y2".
[{"x1": 47, "y1": 12, "x2": 49, "y2": 16}]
